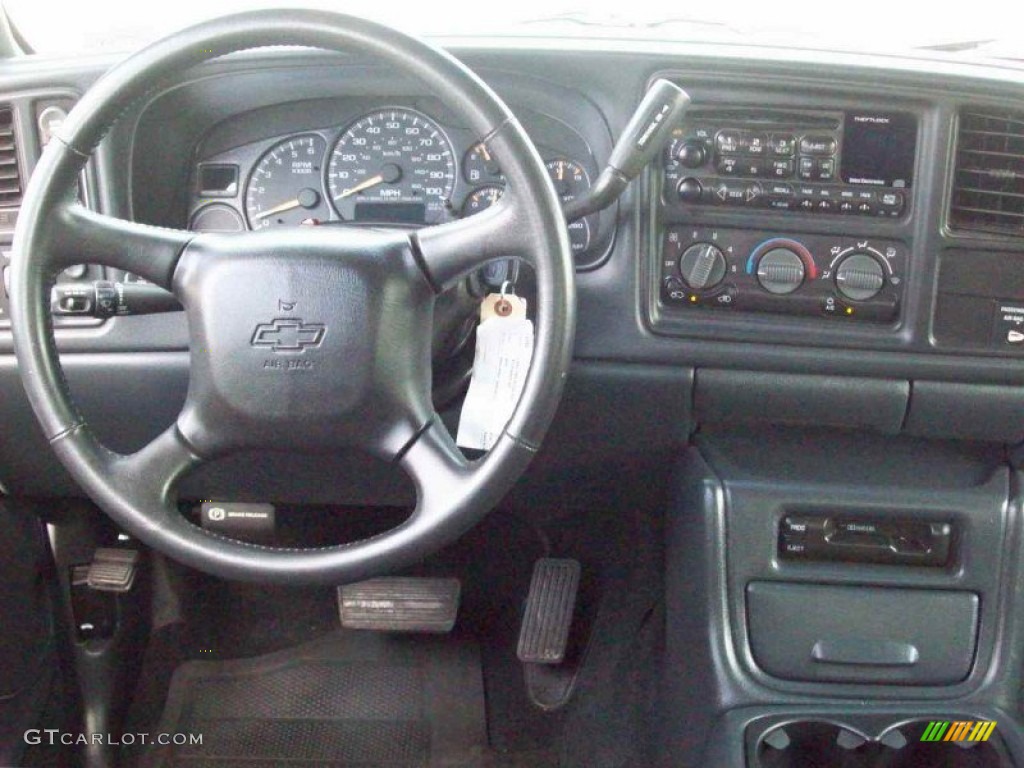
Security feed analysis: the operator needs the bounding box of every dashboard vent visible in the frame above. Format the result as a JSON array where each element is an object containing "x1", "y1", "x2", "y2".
[
  {"x1": 951, "y1": 108, "x2": 1024, "y2": 236},
  {"x1": 0, "y1": 107, "x2": 20, "y2": 208}
]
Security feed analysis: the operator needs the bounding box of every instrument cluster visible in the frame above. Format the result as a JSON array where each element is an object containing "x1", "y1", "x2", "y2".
[{"x1": 187, "y1": 104, "x2": 601, "y2": 260}]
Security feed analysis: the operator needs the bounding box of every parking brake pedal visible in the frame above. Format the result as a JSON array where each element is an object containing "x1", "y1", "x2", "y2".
[
  {"x1": 338, "y1": 578, "x2": 461, "y2": 633},
  {"x1": 86, "y1": 548, "x2": 139, "y2": 593},
  {"x1": 518, "y1": 558, "x2": 580, "y2": 664}
]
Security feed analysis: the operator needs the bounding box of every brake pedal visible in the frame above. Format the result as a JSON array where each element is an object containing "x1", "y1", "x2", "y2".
[
  {"x1": 86, "y1": 548, "x2": 139, "y2": 593},
  {"x1": 517, "y1": 558, "x2": 580, "y2": 664},
  {"x1": 338, "y1": 577, "x2": 461, "y2": 633}
]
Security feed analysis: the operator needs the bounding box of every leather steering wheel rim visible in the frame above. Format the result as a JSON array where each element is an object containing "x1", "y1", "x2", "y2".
[{"x1": 9, "y1": 9, "x2": 575, "y2": 585}]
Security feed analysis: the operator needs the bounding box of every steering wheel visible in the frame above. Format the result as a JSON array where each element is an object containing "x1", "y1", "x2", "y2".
[{"x1": 9, "y1": 10, "x2": 575, "y2": 585}]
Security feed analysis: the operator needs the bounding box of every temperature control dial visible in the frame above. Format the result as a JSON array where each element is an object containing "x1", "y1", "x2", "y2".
[
  {"x1": 835, "y1": 252, "x2": 885, "y2": 301},
  {"x1": 756, "y1": 248, "x2": 805, "y2": 295},
  {"x1": 679, "y1": 243, "x2": 727, "y2": 291},
  {"x1": 748, "y1": 238, "x2": 817, "y2": 295}
]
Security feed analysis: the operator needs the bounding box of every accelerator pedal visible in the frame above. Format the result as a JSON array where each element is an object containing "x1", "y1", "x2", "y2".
[
  {"x1": 338, "y1": 577, "x2": 461, "y2": 633},
  {"x1": 517, "y1": 558, "x2": 580, "y2": 664}
]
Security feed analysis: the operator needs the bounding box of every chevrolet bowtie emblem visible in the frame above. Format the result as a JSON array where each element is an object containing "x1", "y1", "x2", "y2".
[{"x1": 251, "y1": 318, "x2": 325, "y2": 353}]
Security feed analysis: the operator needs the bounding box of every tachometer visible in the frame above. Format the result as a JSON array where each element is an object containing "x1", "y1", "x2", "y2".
[
  {"x1": 327, "y1": 109, "x2": 456, "y2": 225},
  {"x1": 245, "y1": 134, "x2": 330, "y2": 229}
]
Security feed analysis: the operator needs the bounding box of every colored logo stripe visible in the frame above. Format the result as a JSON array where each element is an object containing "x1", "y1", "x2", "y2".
[
  {"x1": 921, "y1": 722, "x2": 949, "y2": 741},
  {"x1": 920, "y1": 720, "x2": 996, "y2": 742},
  {"x1": 945, "y1": 722, "x2": 973, "y2": 741},
  {"x1": 970, "y1": 721, "x2": 998, "y2": 742}
]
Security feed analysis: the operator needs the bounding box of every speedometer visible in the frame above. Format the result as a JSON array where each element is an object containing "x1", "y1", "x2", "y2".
[{"x1": 327, "y1": 109, "x2": 456, "y2": 225}]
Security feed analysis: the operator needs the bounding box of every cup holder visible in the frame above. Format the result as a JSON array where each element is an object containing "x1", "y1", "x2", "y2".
[{"x1": 753, "y1": 719, "x2": 1012, "y2": 768}]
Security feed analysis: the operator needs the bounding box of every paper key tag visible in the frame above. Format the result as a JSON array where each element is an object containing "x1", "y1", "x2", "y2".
[
  {"x1": 456, "y1": 297, "x2": 534, "y2": 452},
  {"x1": 480, "y1": 292, "x2": 527, "y2": 322}
]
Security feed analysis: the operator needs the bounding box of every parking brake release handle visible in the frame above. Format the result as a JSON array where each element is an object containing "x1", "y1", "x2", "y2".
[{"x1": 563, "y1": 78, "x2": 690, "y2": 222}]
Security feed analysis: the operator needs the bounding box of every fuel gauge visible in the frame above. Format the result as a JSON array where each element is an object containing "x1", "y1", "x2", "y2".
[{"x1": 463, "y1": 142, "x2": 504, "y2": 185}]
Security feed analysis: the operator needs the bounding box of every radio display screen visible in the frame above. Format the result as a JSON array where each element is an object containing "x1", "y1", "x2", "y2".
[{"x1": 841, "y1": 112, "x2": 917, "y2": 188}]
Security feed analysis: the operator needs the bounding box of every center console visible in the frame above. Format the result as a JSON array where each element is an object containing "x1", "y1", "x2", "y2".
[
  {"x1": 660, "y1": 427, "x2": 1024, "y2": 768},
  {"x1": 653, "y1": 105, "x2": 917, "y2": 326}
]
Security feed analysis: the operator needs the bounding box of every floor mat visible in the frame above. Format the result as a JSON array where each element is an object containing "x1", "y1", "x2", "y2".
[{"x1": 141, "y1": 632, "x2": 488, "y2": 767}]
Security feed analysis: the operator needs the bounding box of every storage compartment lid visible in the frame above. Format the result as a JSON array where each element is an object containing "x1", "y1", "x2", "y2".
[{"x1": 746, "y1": 582, "x2": 978, "y2": 685}]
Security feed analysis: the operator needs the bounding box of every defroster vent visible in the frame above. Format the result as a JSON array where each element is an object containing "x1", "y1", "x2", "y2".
[{"x1": 951, "y1": 108, "x2": 1024, "y2": 236}]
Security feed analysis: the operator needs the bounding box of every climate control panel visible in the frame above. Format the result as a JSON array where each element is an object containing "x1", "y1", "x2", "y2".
[{"x1": 660, "y1": 227, "x2": 905, "y2": 322}]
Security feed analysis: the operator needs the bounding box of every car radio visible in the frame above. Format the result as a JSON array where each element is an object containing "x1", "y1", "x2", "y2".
[{"x1": 662, "y1": 109, "x2": 917, "y2": 218}]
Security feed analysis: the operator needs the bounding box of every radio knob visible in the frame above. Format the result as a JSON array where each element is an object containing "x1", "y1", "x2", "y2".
[
  {"x1": 756, "y1": 247, "x2": 805, "y2": 295},
  {"x1": 677, "y1": 141, "x2": 707, "y2": 168},
  {"x1": 835, "y1": 252, "x2": 885, "y2": 301},
  {"x1": 676, "y1": 177, "x2": 703, "y2": 203},
  {"x1": 679, "y1": 242, "x2": 727, "y2": 291}
]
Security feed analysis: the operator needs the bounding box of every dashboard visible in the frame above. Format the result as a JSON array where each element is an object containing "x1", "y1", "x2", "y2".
[
  {"x1": 4, "y1": 32, "x2": 1024, "y2": 768},
  {"x1": 0, "y1": 44, "x2": 1023, "y2": 498}
]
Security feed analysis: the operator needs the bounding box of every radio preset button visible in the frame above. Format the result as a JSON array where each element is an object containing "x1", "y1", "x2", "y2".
[
  {"x1": 716, "y1": 156, "x2": 741, "y2": 175},
  {"x1": 716, "y1": 130, "x2": 742, "y2": 154},
  {"x1": 798, "y1": 157, "x2": 816, "y2": 180},
  {"x1": 740, "y1": 133, "x2": 767, "y2": 155},
  {"x1": 768, "y1": 159, "x2": 794, "y2": 178},
  {"x1": 739, "y1": 159, "x2": 765, "y2": 177},
  {"x1": 799, "y1": 135, "x2": 837, "y2": 155},
  {"x1": 768, "y1": 134, "x2": 797, "y2": 157}
]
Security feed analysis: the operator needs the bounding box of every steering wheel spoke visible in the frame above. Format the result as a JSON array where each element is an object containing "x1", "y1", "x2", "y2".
[
  {"x1": 412, "y1": 196, "x2": 522, "y2": 290},
  {"x1": 108, "y1": 424, "x2": 204, "y2": 506},
  {"x1": 399, "y1": 419, "x2": 471, "y2": 520},
  {"x1": 46, "y1": 202, "x2": 193, "y2": 291}
]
